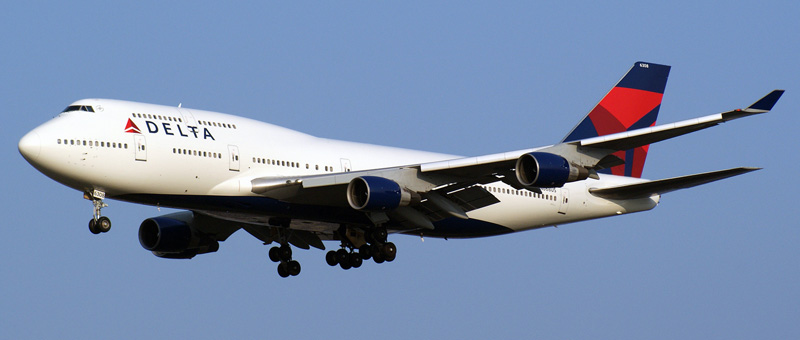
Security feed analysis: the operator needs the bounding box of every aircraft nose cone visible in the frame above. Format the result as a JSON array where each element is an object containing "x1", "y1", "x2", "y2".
[{"x1": 19, "y1": 131, "x2": 41, "y2": 162}]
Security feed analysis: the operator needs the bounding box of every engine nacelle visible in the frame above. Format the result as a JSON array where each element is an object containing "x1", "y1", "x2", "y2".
[
  {"x1": 138, "y1": 214, "x2": 220, "y2": 259},
  {"x1": 347, "y1": 176, "x2": 419, "y2": 211},
  {"x1": 515, "y1": 152, "x2": 589, "y2": 188}
]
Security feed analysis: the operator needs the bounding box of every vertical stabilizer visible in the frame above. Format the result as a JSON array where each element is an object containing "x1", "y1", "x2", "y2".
[{"x1": 562, "y1": 62, "x2": 671, "y2": 178}]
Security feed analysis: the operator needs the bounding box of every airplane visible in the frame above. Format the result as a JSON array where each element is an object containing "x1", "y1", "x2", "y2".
[{"x1": 18, "y1": 61, "x2": 783, "y2": 278}]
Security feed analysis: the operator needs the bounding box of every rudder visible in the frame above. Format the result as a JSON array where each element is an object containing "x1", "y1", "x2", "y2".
[{"x1": 562, "y1": 61, "x2": 671, "y2": 178}]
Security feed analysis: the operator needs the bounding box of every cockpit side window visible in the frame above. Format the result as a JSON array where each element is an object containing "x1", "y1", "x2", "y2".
[{"x1": 62, "y1": 105, "x2": 95, "y2": 113}]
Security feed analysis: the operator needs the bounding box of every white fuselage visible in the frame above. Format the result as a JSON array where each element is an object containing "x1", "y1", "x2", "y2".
[{"x1": 19, "y1": 99, "x2": 659, "y2": 237}]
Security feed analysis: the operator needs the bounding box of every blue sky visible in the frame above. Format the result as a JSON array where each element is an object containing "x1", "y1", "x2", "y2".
[{"x1": 3, "y1": 1, "x2": 798, "y2": 339}]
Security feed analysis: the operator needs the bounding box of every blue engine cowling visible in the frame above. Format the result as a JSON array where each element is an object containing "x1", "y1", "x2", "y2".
[
  {"x1": 515, "y1": 152, "x2": 589, "y2": 188},
  {"x1": 347, "y1": 176, "x2": 417, "y2": 211},
  {"x1": 138, "y1": 215, "x2": 219, "y2": 259}
]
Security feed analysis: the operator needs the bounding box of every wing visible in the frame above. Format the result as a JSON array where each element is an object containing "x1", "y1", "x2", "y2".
[{"x1": 247, "y1": 90, "x2": 781, "y2": 231}]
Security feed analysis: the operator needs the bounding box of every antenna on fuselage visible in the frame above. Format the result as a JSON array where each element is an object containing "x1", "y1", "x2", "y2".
[{"x1": 178, "y1": 103, "x2": 182, "y2": 108}]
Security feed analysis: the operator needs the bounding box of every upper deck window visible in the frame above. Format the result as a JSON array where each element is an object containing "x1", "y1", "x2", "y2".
[{"x1": 62, "y1": 105, "x2": 95, "y2": 113}]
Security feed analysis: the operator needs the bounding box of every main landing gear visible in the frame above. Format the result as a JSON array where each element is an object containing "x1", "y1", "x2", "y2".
[
  {"x1": 325, "y1": 226, "x2": 396, "y2": 270},
  {"x1": 85, "y1": 190, "x2": 111, "y2": 234},
  {"x1": 268, "y1": 244, "x2": 301, "y2": 278}
]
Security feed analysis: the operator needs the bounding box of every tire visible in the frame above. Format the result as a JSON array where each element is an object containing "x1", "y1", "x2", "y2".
[
  {"x1": 372, "y1": 228, "x2": 387, "y2": 243},
  {"x1": 350, "y1": 253, "x2": 363, "y2": 268},
  {"x1": 359, "y1": 244, "x2": 371, "y2": 260},
  {"x1": 88, "y1": 219, "x2": 100, "y2": 235},
  {"x1": 97, "y1": 216, "x2": 111, "y2": 233},
  {"x1": 277, "y1": 263, "x2": 290, "y2": 278},
  {"x1": 340, "y1": 260, "x2": 352, "y2": 270},
  {"x1": 336, "y1": 249, "x2": 349, "y2": 264},
  {"x1": 268, "y1": 247, "x2": 281, "y2": 262},
  {"x1": 382, "y1": 242, "x2": 397, "y2": 262},
  {"x1": 325, "y1": 251, "x2": 338, "y2": 266},
  {"x1": 373, "y1": 252, "x2": 385, "y2": 264},
  {"x1": 288, "y1": 261, "x2": 301, "y2": 276}
]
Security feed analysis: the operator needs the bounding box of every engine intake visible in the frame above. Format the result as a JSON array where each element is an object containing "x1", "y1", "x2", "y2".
[
  {"x1": 515, "y1": 152, "x2": 589, "y2": 188},
  {"x1": 347, "y1": 176, "x2": 418, "y2": 211},
  {"x1": 138, "y1": 215, "x2": 219, "y2": 259}
]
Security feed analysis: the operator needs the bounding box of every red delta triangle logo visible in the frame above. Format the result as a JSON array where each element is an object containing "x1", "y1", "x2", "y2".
[{"x1": 124, "y1": 119, "x2": 141, "y2": 134}]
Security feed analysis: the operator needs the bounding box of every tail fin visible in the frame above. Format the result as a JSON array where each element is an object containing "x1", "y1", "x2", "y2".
[{"x1": 562, "y1": 61, "x2": 671, "y2": 178}]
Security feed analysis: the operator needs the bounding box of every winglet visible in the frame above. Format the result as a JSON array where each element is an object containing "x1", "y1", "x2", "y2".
[{"x1": 746, "y1": 90, "x2": 784, "y2": 112}]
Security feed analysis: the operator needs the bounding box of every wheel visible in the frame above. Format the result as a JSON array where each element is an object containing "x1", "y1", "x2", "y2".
[
  {"x1": 370, "y1": 243, "x2": 382, "y2": 259},
  {"x1": 350, "y1": 253, "x2": 363, "y2": 268},
  {"x1": 373, "y1": 253, "x2": 385, "y2": 264},
  {"x1": 268, "y1": 247, "x2": 281, "y2": 262},
  {"x1": 339, "y1": 259, "x2": 352, "y2": 270},
  {"x1": 277, "y1": 263, "x2": 290, "y2": 278},
  {"x1": 97, "y1": 216, "x2": 111, "y2": 233},
  {"x1": 336, "y1": 249, "x2": 349, "y2": 264},
  {"x1": 371, "y1": 228, "x2": 387, "y2": 243},
  {"x1": 325, "y1": 251, "x2": 338, "y2": 266},
  {"x1": 279, "y1": 244, "x2": 292, "y2": 262},
  {"x1": 359, "y1": 244, "x2": 371, "y2": 260},
  {"x1": 382, "y1": 242, "x2": 397, "y2": 262},
  {"x1": 88, "y1": 219, "x2": 100, "y2": 234},
  {"x1": 287, "y1": 261, "x2": 301, "y2": 276}
]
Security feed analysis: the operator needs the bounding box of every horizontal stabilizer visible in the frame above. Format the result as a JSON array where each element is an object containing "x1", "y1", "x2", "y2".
[{"x1": 589, "y1": 167, "x2": 760, "y2": 199}]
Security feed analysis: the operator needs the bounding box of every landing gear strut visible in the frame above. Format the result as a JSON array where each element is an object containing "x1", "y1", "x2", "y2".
[
  {"x1": 325, "y1": 226, "x2": 396, "y2": 270},
  {"x1": 85, "y1": 190, "x2": 111, "y2": 234}
]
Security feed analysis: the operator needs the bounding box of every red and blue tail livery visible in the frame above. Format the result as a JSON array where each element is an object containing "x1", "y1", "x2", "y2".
[{"x1": 562, "y1": 62, "x2": 671, "y2": 178}]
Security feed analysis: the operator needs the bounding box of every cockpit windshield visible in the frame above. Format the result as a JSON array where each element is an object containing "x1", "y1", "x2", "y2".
[{"x1": 62, "y1": 105, "x2": 95, "y2": 113}]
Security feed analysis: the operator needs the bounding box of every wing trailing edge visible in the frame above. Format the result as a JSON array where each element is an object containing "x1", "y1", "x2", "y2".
[{"x1": 588, "y1": 167, "x2": 760, "y2": 200}]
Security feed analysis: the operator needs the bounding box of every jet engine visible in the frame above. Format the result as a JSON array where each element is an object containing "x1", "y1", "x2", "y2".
[
  {"x1": 138, "y1": 212, "x2": 220, "y2": 259},
  {"x1": 515, "y1": 152, "x2": 589, "y2": 188},
  {"x1": 347, "y1": 176, "x2": 419, "y2": 211}
]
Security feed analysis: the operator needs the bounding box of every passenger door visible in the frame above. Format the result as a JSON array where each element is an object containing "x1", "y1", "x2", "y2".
[
  {"x1": 134, "y1": 135, "x2": 147, "y2": 161},
  {"x1": 228, "y1": 145, "x2": 240, "y2": 171}
]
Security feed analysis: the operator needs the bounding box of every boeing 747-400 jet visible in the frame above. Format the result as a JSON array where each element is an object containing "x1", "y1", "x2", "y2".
[{"x1": 19, "y1": 62, "x2": 783, "y2": 277}]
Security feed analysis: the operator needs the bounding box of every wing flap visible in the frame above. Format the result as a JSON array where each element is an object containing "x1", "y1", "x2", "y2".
[{"x1": 589, "y1": 167, "x2": 760, "y2": 200}]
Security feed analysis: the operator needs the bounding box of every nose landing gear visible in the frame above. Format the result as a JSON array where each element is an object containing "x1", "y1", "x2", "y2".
[{"x1": 85, "y1": 190, "x2": 111, "y2": 234}]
